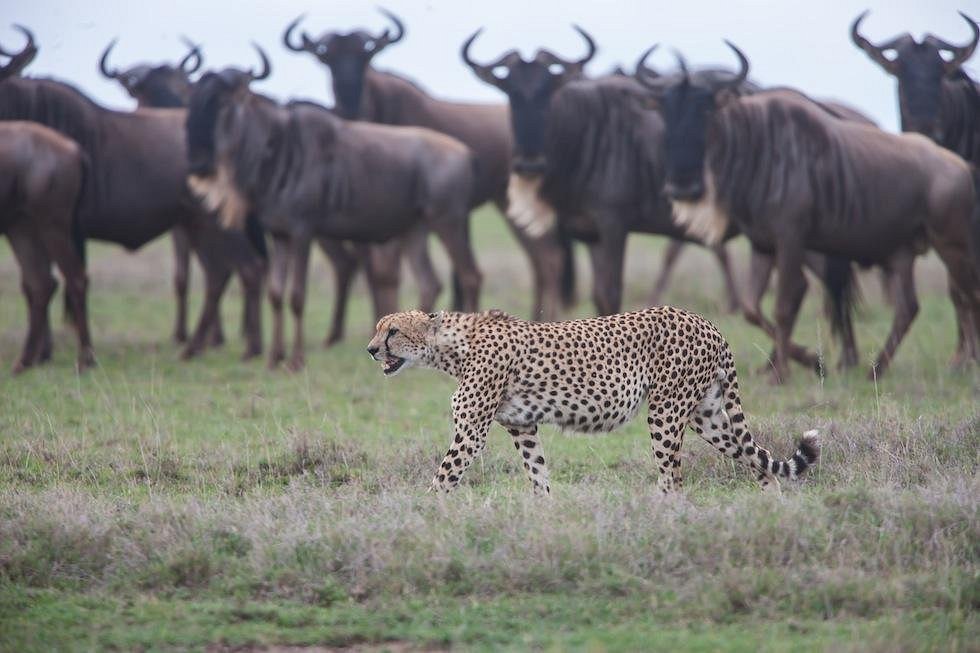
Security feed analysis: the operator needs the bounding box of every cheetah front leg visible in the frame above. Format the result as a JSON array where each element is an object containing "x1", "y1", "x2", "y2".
[
  {"x1": 430, "y1": 381, "x2": 500, "y2": 492},
  {"x1": 507, "y1": 426, "x2": 550, "y2": 495}
]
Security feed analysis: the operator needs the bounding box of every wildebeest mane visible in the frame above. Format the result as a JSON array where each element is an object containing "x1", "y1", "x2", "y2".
[
  {"x1": 710, "y1": 90, "x2": 870, "y2": 231},
  {"x1": 0, "y1": 77, "x2": 102, "y2": 160},
  {"x1": 210, "y1": 93, "x2": 351, "y2": 221},
  {"x1": 939, "y1": 69, "x2": 980, "y2": 164},
  {"x1": 541, "y1": 75, "x2": 663, "y2": 215}
]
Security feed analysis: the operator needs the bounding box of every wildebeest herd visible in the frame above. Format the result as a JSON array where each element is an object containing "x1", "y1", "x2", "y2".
[{"x1": 1, "y1": 10, "x2": 978, "y2": 382}]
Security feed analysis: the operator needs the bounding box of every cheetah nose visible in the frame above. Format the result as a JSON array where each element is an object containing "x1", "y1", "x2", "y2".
[{"x1": 367, "y1": 346, "x2": 379, "y2": 357}]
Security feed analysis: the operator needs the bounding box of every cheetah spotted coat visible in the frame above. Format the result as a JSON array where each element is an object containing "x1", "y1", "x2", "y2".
[{"x1": 367, "y1": 307, "x2": 819, "y2": 494}]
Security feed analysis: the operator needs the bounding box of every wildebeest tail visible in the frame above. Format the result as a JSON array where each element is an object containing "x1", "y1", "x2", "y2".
[
  {"x1": 820, "y1": 255, "x2": 858, "y2": 342},
  {"x1": 244, "y1": 211, "x2": 268, "y2": 260},
  {"x1": 65, "y1": 152, "x2": 91, "y2": 326}
]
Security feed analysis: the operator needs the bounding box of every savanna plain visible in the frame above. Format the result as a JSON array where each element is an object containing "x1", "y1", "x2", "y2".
[{"x1": 0, "y1": 209, "x2": 977, "y2": 652}]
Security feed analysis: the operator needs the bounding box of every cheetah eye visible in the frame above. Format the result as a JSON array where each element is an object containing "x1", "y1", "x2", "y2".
[{"x1": 387, "y1": 327, "x2": 398, "y2": 337}]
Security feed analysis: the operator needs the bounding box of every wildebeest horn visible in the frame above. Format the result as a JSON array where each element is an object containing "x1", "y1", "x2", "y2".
[
  {"x1": 719, "y1": 40, "x2": 749, "y2": 91},
  {"x1": 850, "y1": 10, "x2": 908, "y2": 74},
  {"x1": 283, "y1": 14, "x2": 316, "y2": 53},
  {"x1": 923, "y1": 12, "x2": 979, "y2": 73},
  {"x1": 0, "y1": 24, "x2": 37, "y2": 79},
  {"x1": 375, "y1": 7, "x2": 405, "y2": 49},
  {"x1": 249, "y1": 43, "x2": 271, "y2": 81},
  {"x1": 98, "y1": 38, "x2": 121, "y2": 79},
  {"x1": 634, "y1": 44, "x2": 662, "y2": 85},
  {"x1": 0, "y1": 24, "x2": 35, "y2": 57},
  {"x1": 571, "y1": 24, "x2": 597, "y2": 66},
  {"x1": 178, "y1": 36, "x2": 203, "y2": 75},
  {"x1": 460, "y1": 28, "x2": 486, "y2": 71}
]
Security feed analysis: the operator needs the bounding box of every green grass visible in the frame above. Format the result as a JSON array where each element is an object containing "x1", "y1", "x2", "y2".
[{"x1": 1, "y1": 207, "x2": 978, "y2": 651}]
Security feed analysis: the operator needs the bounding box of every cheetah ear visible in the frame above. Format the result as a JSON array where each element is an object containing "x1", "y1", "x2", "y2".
[{"x1": 427, "y1": 311, "x2": 444, "y2": 333}]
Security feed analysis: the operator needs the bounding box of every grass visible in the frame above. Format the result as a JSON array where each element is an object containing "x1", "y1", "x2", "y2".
[{"x1": 0, "y1": 206, "x2": 978, "y2": 651}]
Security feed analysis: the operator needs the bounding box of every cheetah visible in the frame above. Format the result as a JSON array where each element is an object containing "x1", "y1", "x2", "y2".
[{"x1": 367, "y1": 307, "x2": 819, "y2": 494}]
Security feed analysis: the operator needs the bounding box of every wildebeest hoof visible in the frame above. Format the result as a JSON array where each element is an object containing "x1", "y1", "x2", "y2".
[
  {"x1": 76, "y1": 349, "x2": 96, "y2": 371},
  {"x1": 323, "y1": 334, "x2": 343, "y2": 348},
  {"x1": 173, "y1": 330, "x2": 188, "y2": 344},
  {"x1": 11, "y1": 360, "x2": 29, "y2": 375},
  {"x1": 767, "y1": 368, "x2": 788, "y2": 386},
  {"x1": 285, "y1": 357, "x2": 305, "y2": 372},
  {"x1": 180, "y1": 345, "x2": 200, "y2": 361},
  {"x1": 241, "y1": 346, "x2": 262, "y2": 362}
]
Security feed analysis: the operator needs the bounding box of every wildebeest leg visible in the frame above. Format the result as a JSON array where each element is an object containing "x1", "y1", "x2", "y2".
[
  {"x1": 364, "y1": 241, "x2": 403, "y2": 320},
  {"x1": 496, "y1": 200, "x2": 562, "y2": 320},
  {"x1": 403, "y1": 226, "x2": 442, "y2": 312},
  {"x1": 6, "y1": 227, "x2": 57, "y2": 374},
  {"x1": 236, "y1": 256, "x2": 265, "y2": 361},
  {"x1": 744, "y1": 249, "x2": 819, "y2": 373},
  {"x1": 171, "y1": 226, "x2": 191, "y2": 344},
  {"x1": 710, "y1": 243, "x2": 741, "y2": 313},
  {"x1": 41, "y1": 226, "x2": 95, "y2": 371},
  {"x1": 267, "y1": 234, "x2": 290, "y2": 369},
  {"x1": 648, "y1": 239, "x2": 684, "y2": 307},
  {"x1": 431, "y1": 216, "x2": 482, "y2": 312},
  {"x1": 869, "y1": 248, "x2": 918, "y2": 379},
  {"x1": 286, "y1": 234, "x2": 313, "y2": 372},
  {"x1": 317, "y1": 238, "x2": 358, "y2": 348},
  {"x1": 928, "y1": 224, "x2": 980, "y2": 368},
  {"x1": 587, "y1": 226, "x2": 627, "y2": 316},
  {"x1": 771, "y1": 241, "x2": 809, "y2": 384},
  {"x1": 181, "y1": 255, "x2": 231, "y2": 361}
]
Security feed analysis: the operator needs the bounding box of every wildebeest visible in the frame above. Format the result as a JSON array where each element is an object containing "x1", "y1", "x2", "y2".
[
  {"x1": 0, "y1": 43, "x2": 93, "y2": 373},
  {"x1": 851, "y1": 11, "x2": 979, "y2": 161},
  {"x1": 282, "y1": 9, "x2": 572, "y2": 321},
  {"x1": 461, "y1": 29, "x2": 741, "y2": 316},
  {"x1": 98, "y1": 36, "x2": 212, "y2": 345},
  {"x1": 637, "y1": 42, "x2": 979, "y2": 381},
  {"x1": 0, "y1": 27, "x2": 266, "y2": 360},
  {"x1": 185, "y1": 48, "x2": 481, "y2": 370}
]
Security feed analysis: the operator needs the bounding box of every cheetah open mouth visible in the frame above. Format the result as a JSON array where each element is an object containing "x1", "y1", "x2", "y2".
[{"x1": 382, "y1": 355, "x2": 406, "y2": 375}]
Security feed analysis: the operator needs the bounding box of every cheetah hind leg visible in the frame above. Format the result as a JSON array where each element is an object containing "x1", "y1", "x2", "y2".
[
  {"x1": 647, "y1": 392, "x2": 703, "y2": 494},
  {"x1": 507, "y1": 426, "x2": 550, "y2": 495},
  {"x1": 690, "y1": 362, "x2": 820, "y2": 492}
]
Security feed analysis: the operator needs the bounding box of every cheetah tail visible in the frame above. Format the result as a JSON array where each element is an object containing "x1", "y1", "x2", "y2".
[{"x1": 776, "y1": 429, "x2": 820, "y2": 479}]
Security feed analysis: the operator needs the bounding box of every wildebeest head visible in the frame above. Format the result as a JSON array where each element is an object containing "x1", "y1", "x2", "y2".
[
  {"x1": 185, "y1": 44, "x2": 270, "y2": 178},
  {"x1": 636, "y1": 42, "x2": 749, "y2": 202},
  {"x1": 0, "y1": 25, "x2": 38, "y2": 81},
  {"x1": 851, "y1": 11, "x2": 979, "y2": 139},
  {"x1": 283, "y1": 8, "x2": 404, "y2": 119},
  {"x1": 461, "y1": 26, "x2": 596, "y2": 175},
  {"x1": 99, "y1": 37, "x2": 203, "y2": 107}
]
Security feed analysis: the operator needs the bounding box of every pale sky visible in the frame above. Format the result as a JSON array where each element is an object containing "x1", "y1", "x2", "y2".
[{"x1": 7, "y1": 0, "x2": 978, "y2": 133}]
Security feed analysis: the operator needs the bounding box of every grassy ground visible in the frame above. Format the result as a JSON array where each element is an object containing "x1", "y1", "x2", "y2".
[{"x1": 0, "y1": 207, "x2": 977, "y2": 652}]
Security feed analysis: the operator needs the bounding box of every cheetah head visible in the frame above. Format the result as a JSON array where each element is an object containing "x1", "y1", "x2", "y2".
[{"x1": 366, "y1": 310, "x2": 440, "y2": 377}]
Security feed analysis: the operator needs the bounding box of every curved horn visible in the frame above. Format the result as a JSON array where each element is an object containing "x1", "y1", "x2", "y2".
[
  {"x1": 634, "y1": 43, "x2": 660, "y2": 82},
  {"x1": 460, "y1": 28, "x2": 487, "y2": 71},
  {"x1": 283, "y1": 14, "x2": 315, "y2": 53},
  {"x1": 249, "y1": 42, "x2": 271, "y2": 81},
  {"x1": 571, "y1": 24, "x2": 597, "y2": 66},
  {"x1": 850, "y1": 10, "x2": 904, "y2": 74},
  {"x1": 178, "y1": 36, "x2": 203, "y2": 75},
  {"x1": 98, "y1": 38, "x2": 120, "y2": 79},
  {"x1": 0, "y1": 24, "x2": 37, "y2": 79},
  {"x1": 924, "y1": 12, "x2": 979, "y2": 72},
  {"x1": 0, "y1": 24, "x2": 35, "y2": 57},
  {"x1": 719, "y1": 40, "x2": 749, "y2": 91},
  {"x1": 375, "y1": 7, "x2": 405, "y2": 47}
]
